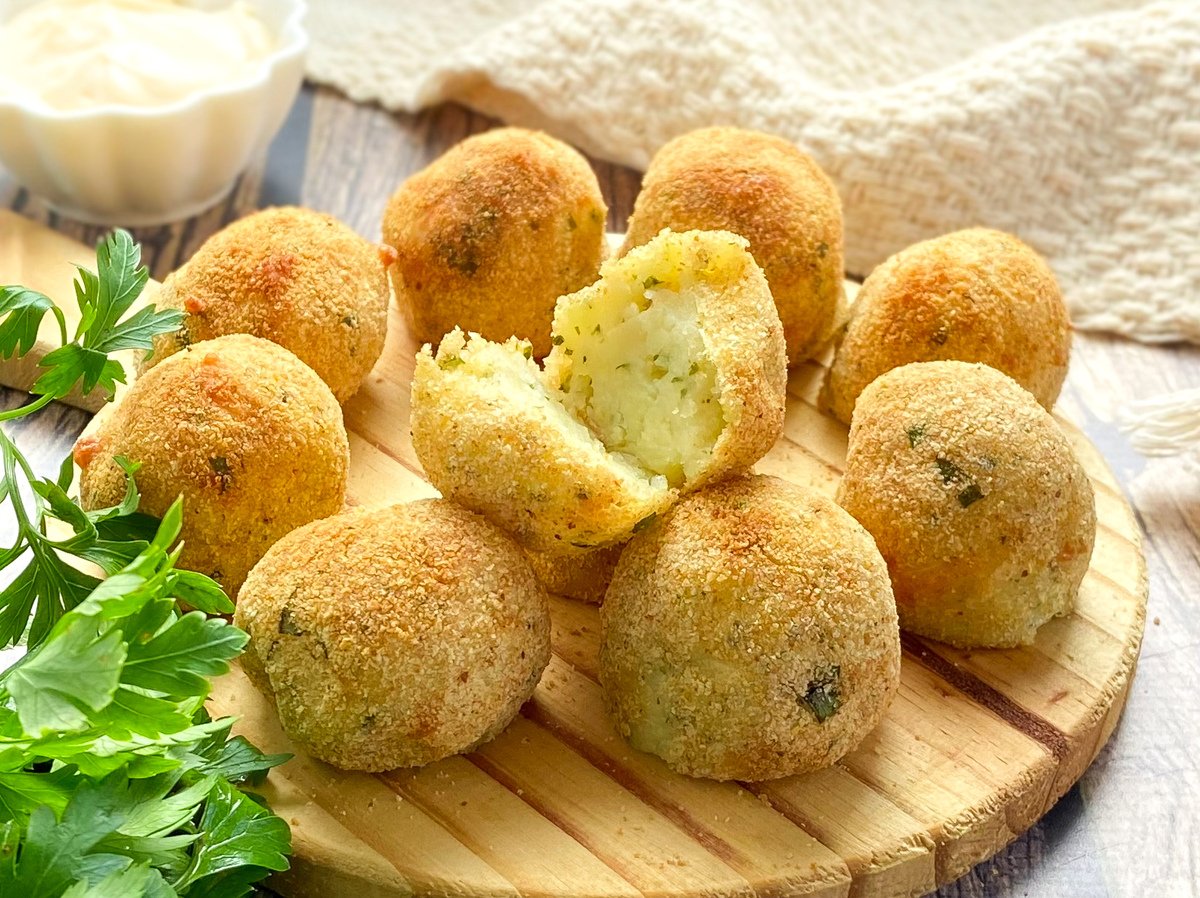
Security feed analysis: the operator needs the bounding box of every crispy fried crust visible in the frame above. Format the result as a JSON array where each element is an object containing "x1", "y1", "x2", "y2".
[
  {"x1": 600, "y1": 474, "x2": 900, "y2": 781},
  {"x1": 836, "y1": 361, "x2": 1096, "y2": 648},
  {"x1": 235, "y1": 500, "x2": 551, "y2": 771},
  {"x1": 142, "y1": 206, "x2": 389, "y2": 403},
  {"x1": 621, "y1": 127, "x2": 845, "y2": 363},
  {"x1": 78, "y1": 334, "x2": 348, "y2": 595},
  {"x1": 688, "y1": 232, "x2": 789, "y2": 487},
  {"x1": 524, "y1": 542, "x2": 624, "y2": 605},
  {"x1": 821, "y1": 228, "x2": 1071, "y2": 424},
  {"x1": 410, "y1": 329, "x2": 673, "y2": 553},
  {"x1": 383, "y1": 127, "x2": 607, "y2": 357},
  {"x1": 545, "y1": 229, "x2": 787, "y2": 492}
]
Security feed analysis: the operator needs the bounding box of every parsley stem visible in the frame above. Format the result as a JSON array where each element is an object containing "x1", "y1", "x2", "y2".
[
  {"x1": 0, "y1": 393, "x2": 54, "y2": 423},
  {"x1": 0, "y1": 431, "x2": 37, "y2": 536}
]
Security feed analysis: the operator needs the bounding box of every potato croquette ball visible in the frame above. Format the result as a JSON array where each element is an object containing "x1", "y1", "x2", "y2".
[
  {"x1": 410, "y1": 229, "x2": 786, "y2": 553},
  {"x1": 77, "y1": 334, "x2": 348, "y2": 595},
  {"x1": 621, "y1": 127, "x2": 845, "y2": 363},
  {"x1": 525, "y1": 543, "x2": 624, "y2": 605},
  {"x1": 143, "y1": 206, "x2": 390, "y2": 403},
  {"x1": 600, "y1": 475, "x2": 900, "y2": 782},
  {"x1": 821, "y1": 228, "x2": 1070, "y2": 425},
  {"x1": 234, "y1": 500, "x2": 551, "y2": 771},
  {"x1": 382, "y1": 127, "x2": 607, "y2": 358},
  {"x1": 836, "y1": 361, "x2": 1095, "y2": 648}
]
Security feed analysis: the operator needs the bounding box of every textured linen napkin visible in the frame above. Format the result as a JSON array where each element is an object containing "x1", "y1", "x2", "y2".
[{"x1": 306, "y1": 0, "x2": 1200, "y2": 346}]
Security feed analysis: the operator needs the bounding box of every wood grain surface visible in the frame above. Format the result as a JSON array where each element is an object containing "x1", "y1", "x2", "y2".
[{"x1": 0, "y1": 86, "x2": 1195, "y2": 898}]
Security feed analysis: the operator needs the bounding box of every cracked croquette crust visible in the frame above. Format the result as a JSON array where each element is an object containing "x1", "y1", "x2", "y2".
[
  {"x1": 821, "y1": 228, "x2": 1071, "y2": 425},
  {"x1": 410, "y1": 329, "x2": 673, "y2": 553},
  {"x1": 77, "y1": 334, "x2": 348, "y2": 596},
  {"x1": 410, "y1": 230, "x2": 786, "y2": 554},
  {"x1": 620, "y1": 127, "x2": 845, "y2": 364},
  {"x1": 382, "y1": 127, "x2": 607, "y2": 358},
  {"x1": 836, "y1": 361, "x2": 1096, "y2": 649},
  {"x1": 234, "y1": 500, "x2": 552, "y2": 772},
  {"x1": 600, "y1": 474, "x2": 900, "y2": 781},
  {"x1": 141, "y1": 206, "x2": 390, "y2": 404}
]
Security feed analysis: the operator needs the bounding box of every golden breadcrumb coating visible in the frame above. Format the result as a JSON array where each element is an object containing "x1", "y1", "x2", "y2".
[
  {"x1": 76, "y1": 334, "x2": 348, "y2": 595},
  {"x1": 524, "y1": 542, "x2": 624, "y2": 605},
  {"x1": 383, "y1": 127, "x2": 607, "y2": 357},
  {"x1": 600, "y1": 474, "x2": 900, "y2": 781},
  {"x1": 142, "y1": 206, "x2": 390, "y2": 403},
  {"x1": 821, "y1": 228, "x2": 1070, "y2": 424},
  {"x1": 235, "y1": 500, "x2": 551, "y2": 771},
  {"x1": 411, "y1": 229, "x2": 786, "y2": 553},
  {"x1": 836, "y1": 361, "x2": 1095, "y2": 648},
  {"x1": 545, "y1": 229, "x2": 787, "y2": 491},
  {"x1": 621, "y1": 127, "x2": 845, "y2": 363}
]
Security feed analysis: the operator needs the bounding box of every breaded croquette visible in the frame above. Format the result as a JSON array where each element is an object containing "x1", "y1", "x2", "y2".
[
  {"x1": 621, "y1": 127, "x2": 845, "y2": 363},
  {"x1": 143, "y1": 206, "x2": 389, "y2": 403},
  {"x1": 77, "y1": 334, "x2": 348, "y2": 595},
  {"x1": 383, "y1": 127, "x2": 607, "y2": 357},
  {"x1": 821, "y1": 228, "x2": 1070, "y2": 424},
  {"x1": 524, "y1": 542, "x2": 624, "y2": 605},
  {"x1": 410, "y1": 229, "x2": 786, "y2": 552},
  {"x1": 836, "y1": 361, "x2": 1096, "y2": 648},
  {"x1": 600, "y1": 475, "x2": 900, "y2": 781},
  {"x1": 235, "y1": 500, "x2": 551, "y2": 771}
]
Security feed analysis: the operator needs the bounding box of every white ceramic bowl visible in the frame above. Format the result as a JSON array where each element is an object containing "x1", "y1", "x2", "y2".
[{"x1": 0, "y1": 0, "x2": 307, "y2": 225}]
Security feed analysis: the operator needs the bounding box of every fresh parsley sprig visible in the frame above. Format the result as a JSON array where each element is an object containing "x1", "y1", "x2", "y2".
[
  {"x1": 0, "y1": 229, "x2": 181, "y2": 406},
  {"x1": 0, "y1": 502, "x2": 291, "y2": 897},
  {"x1": 0, "y1": 230, "x2": 292, "y2": 897},
  {"x1": 0, "y1": 230, "x2": 191, "y2": 649}
]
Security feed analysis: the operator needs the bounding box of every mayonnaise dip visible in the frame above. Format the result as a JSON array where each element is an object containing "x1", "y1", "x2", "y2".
[{"x1": 0, "y1": 0, "x2": 275, "y2": 111}]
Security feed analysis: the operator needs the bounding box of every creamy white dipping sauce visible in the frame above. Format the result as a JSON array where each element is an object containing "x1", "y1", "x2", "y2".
[{"x1": 0, "y1": 0, "x2": 275, "y2": 111}]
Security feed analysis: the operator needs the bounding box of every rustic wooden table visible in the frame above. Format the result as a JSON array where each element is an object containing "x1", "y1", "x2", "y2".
[{"x1": 0, "y1": 86, "x2": 1196, "y2": 898}]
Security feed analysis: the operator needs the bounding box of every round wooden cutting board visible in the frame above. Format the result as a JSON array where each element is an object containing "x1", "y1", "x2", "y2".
[
  {"x1": 204, "y1": 281, "x2": 1148, "y2": 898},
  {"x1": 9, "y1": 211, "x2": 1143, "y2": 898}
]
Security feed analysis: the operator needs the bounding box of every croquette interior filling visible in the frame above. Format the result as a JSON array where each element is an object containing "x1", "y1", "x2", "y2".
[
  {"x1": 554, "y1": 258, "x2": 725, "y2": 487},
  {"x1": 437, "y1": 334, "x2": 665, "y2": 492}
]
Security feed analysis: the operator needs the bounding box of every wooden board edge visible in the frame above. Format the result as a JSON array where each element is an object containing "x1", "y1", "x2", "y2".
[{"x1": 929, "y1": 440, "x2": 1147, "y2": 887}]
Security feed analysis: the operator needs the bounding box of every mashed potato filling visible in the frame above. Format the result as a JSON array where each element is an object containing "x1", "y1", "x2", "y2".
[
  {"x1": 413, "y1": 329, "x2": 670, "y2": 549},
  {"x1": 441, "y1": 332, "x2": 653, "y2": 489},
  {"x1": 551, "y1": 236, "x2": 739, "y2": 487},
  {"x1": 434, "y1": 330, "x2": 645, "y2": 483}
]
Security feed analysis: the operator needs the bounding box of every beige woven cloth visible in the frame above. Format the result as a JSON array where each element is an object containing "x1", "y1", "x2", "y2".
[{"x1": 306, "y1": 0, "x2": 1200, "y2": 348}]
